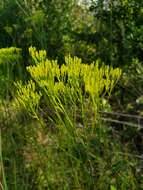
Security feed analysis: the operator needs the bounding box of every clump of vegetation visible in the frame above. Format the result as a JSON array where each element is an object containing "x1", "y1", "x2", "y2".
[
  {"x1": 1, "y1": 47, "x2": 139, "y2": 189},
  {"x1": 15, "y1": 47, "x2": 121, "y2": 126},
  {"x1": 0, "y1": 0, "x2": 143, "y2": 189}
]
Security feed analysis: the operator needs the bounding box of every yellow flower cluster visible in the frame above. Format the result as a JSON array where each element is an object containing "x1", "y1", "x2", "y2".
[
  {"x1": 29, "y1": 46, "x2": 46, "y2": 64},
  {"x1": 27, "y1": 48, "x2": 122, "y2": 99},
  {"x1": 0, "y1": 47, "x2": 21, "y2": 65},
  {"x1": 15, "y1": 80, "x2": 41, "y2": 115},
  {"x1": 15, "y1": 47, "x2": 122, "y2": 118}
]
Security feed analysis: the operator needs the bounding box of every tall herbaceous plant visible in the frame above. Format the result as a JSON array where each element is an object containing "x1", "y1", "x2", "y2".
[
  {"x1": 12, "y1": 48, "x2": 140, "y2": 190},
  {"x1": 15, "y1": 47, "x2": 122, "y2": 128}
]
